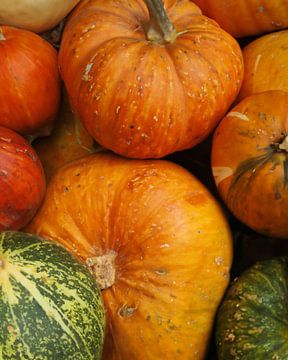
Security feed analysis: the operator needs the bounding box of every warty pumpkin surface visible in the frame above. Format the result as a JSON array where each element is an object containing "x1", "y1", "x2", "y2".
[
  {"x1": 59, "y1": 0, "x2": 243, "y2": 159},
  {"x1": 26, "y1": 152, "x2": 233, "y2": 360},
  {"x1": 193, "y1": 0, "x2": 288, "y2": 38},
  {"x1": 211, "y1": 90, "x2": 288, "y2": 238}
]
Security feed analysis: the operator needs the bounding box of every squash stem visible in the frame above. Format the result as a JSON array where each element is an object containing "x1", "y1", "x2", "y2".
[
  {"x1": 144, "y1": 0, "x2": 177, "y2": 44},
  {"x1": 279, "y1": 135, "x2": 288, "y2": 152}
]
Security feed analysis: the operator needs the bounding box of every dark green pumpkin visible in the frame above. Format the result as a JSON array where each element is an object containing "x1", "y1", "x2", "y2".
[
  {"x1": 216, "y1": 257, "x2": 288, "y2": 359},
  {"x1": 0, "y1": 231, "x2": 105, "y2": 359}
]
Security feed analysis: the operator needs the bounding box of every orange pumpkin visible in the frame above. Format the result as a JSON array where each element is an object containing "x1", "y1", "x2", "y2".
[
  {"x1": 59, "y1": 0, "x2": 243, "y2": 159},
  {"x1": 193, "y1": 0, "x2": 288, "y2": 38},
  {"x1": 33, "y1": 87, "x2": 103, "y2": 182},
  {"x1": 238, "y1": 30, "x2": 288, "y2": 101},
  {"x1": 26, "y1": 152, "x2": 233, "y2": 359},
  {"x1": 211, "y1": 90, "x2": 288, "y2": 238},
  {"x1": 0, "y1": 26, "x2": 61, "y2": 138}
]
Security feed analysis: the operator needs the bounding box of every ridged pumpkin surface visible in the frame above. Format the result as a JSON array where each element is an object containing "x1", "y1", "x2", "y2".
[
  {"x1": 0, "y1": 231, "x2": 105, "y2": 359},
  {"x1": 26, "y1": 152, "x2": 233, "y2": 360}
]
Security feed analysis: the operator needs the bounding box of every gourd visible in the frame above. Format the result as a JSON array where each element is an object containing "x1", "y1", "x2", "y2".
[
  {"x1": 216, "y1": 257, "x2": 288, "y2": 359},
  {"x1": 211, "y1": 90, "x2": 288, "y2": 238},
  {"x1": 59, "y1": 0, "x2": 243, "y2": 159},
  {"x1": 0, "y1": 25, "x2": 61, "y2": 138},
  {"x1": 0, "y1": 126, "x2": 46, "y2": 231},
  {"x1": 26, "y1": 152, "x2": 233, "y2": 360},
  {"x1": 193, "y1": 0, "x2": 288, "y2": 38},
  {"x1": 0, "y1": 231, "x2": 105, "y2": 359},
  {"x1": 238, "y1": 30, "x2": 288, "y2": 101},
  {"x1": 0, "y1": 0, "x2": 80, "y2": 33}
]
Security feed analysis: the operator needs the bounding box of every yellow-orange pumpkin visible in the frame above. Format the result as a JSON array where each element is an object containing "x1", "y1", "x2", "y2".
[
  {"x1": 26, "y1": 152, "x2": 233, "y2": 359},
  {"x1": 212, "y1": 90, "x2": 288, "y2": 238},
  {"x1": 59, "y1": 0, "x2": 243, "y2": 159}
]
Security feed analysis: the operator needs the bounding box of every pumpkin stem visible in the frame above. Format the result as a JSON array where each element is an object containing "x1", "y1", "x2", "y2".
[
  {"x1": 144, "y1": 0, "x2": 177, "y2": 44},
  {"x1": 0, "y1": 27, "x2": 6, "y2": 41},
  {"x1": 86, "y1": 251, "x2": 117, "y2": 290}
]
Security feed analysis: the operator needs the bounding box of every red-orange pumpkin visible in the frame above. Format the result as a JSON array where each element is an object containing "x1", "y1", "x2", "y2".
[
  {"x1": 0, "y1": 126, "x2": 46, "y2": 230},
  {"x1": 59, "y1": 0, "x2": 243, "y2": 159},
  {"x1": 0, "y1": 26, "x2": 61, "y2": 138},
  {"x1": 211, "y1": 90, "x2": 288, "y2": 238},
  {"x1": 26, "y1": 152, "x2": 233, "y2": 359},
  {"x1": 193, "y1": 0, "x2": 288, "y2": 38}
]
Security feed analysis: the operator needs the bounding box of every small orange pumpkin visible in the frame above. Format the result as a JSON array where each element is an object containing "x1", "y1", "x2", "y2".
[
  {"x1": 59, "y1": 0, "x2": 243, "y2": 158},
  {"x1": 212, "y1": 90, "x2": 288, "y2": 238},
  {"x1": 26, "y1": 152, "x2": 233, "y2": 360}
]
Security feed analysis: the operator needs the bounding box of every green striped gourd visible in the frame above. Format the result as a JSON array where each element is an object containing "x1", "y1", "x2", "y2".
[
  {"x1": 216, "y1": 257, "x2": 288, "y2": 359},
  {"x1": 0, "y1": 231, "x2": 105, "y2": 359}
]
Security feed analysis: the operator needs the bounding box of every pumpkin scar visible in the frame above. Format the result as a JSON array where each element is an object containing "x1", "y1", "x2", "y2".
[
  {"x1": 226, "y1": 112, "x2": 250, "y2": 121},
  {"x1": 212, "y1": 167, "x2": 233, "y2": 186}
]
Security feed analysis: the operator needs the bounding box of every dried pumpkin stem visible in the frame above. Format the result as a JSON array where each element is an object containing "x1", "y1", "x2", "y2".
[
  {"x1": 0, "y1": 27, "x2": 6, "y2": 41},
  {"x1": 144, "y1": 0, "x2": 177, "y2": 44},
  {"x1": 279, "y1": 135, "x2": 288, "y2": 152}
]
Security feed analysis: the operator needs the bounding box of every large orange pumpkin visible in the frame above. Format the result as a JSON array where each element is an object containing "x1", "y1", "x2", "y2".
[
  {"x1": 59, "y1": 0, "x2": 243, "y2": 159},
  {"x1": 0, "y1": 126, "x2": 46, "y2": 231},
  {"x1": 211, "y1": 90, "x2": 288, "y2": 238},
  {"x1": 26, "y1": 152, "x2": 233, "y2": 359},
  {"x1": 193, "y1": 0, "x2": 288, "y2": 38},
  {"x1": 0, "y1": 26, "x2": 61, "y2": 138},
  {"x1": 238, "y1": 30, "x2": 288, "y2": 101}
]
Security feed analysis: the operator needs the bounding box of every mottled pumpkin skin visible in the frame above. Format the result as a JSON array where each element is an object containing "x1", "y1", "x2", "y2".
[
  {"x1": 211, "y1": 90, "x2": 288, "y2": 238},
  {"x1": 0, "y1": 126, "x2": 46, "y2": 231},
  {"x1": 59, "y1": 0, "x2": 243, "y2": 159},
  {"x1": 33, "y1": 88, "x2": 103, "y2": 182},
  {"x1": 193, "y1": 0, "x2": 288, "y2": 38},
  {"x1": 26, "y1": 152, "x2": 233, "y2": 360},
  {"x1": 238, "y1": 30, "x2": 288, "y2": 101},
  {"x1": 216, "y1": 257, "x2": 288, "y2": 359}
]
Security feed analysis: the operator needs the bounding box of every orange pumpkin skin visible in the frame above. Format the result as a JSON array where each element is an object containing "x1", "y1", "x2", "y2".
[
  {"x1": 59, "y1": 0, "x2": 243, "y2": 159},
  {"x1": 0, "y1": 26, "x2": 61, "y2": 137},
  {"x1": 33, "y1": 88, "x2": 103, "y2": 182},
  {"x1": 238, "y1": 30, "x2": 288, "y2": 101},
  {"x1": 211, "y1": 90, "x2": 288, "y2": 239},
  {"x1": 26, "y1": 152, "x2": 233, "y2": 359},
  {"x1": 193, "y1": 0, "x2": 288, "y2": 38},
  {"x1": 0, "y1": 126, "x2": 46, "y2": 230}
]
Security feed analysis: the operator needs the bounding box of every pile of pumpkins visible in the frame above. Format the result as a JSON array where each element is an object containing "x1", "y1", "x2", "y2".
[{"x1": 1, "y1": 1, "x2": 288, "y2": 359}]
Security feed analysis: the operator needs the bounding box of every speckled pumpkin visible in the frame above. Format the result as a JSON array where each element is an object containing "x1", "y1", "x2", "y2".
[
  {"x1": 26, "y1": 152, "x2": 233, "y2": 360},
  {"x1": 211, "y1": 90, "x2": 288, "y2": 238},
  {"x1": 216, "y1": 257, "x2": 288, "y2": 359}
]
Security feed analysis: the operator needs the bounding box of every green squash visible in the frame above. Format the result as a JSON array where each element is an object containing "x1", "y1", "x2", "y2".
[
  {"x1": 0, "y1": 231, "x2": 105, "y2": 359},
  {"x1": 216, "y1": 257, "x2": 288, "y2": 359}
]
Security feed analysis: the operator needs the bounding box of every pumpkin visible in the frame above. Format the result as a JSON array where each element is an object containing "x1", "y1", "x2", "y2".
[
  {"x1": 238, "y1": 30, "x2": 288, "y2": 101},
  {"x1": 0, "y1": 26, "x2": 61, "y2": 138},
  {"x1": 192, "y1": 0, "x2": 288, "y2": 38},
  {"x1": 59, "y1": 0, "x2": 243, "y2": 159},
  {"x1": 211, "y1": 90, "x2": 288, "y2": 238},
  {"x1": 0, "y1": 231, "x2": 105, "y2": 359},
  {"x1": 0, "y1": 126, "x2": 46, "y2": 231},
  {"x1": 33, "y1": 87, "x2": 103, "y2": 182},
  {"x1": 26, "y1": 152, "x2": 233, "y2": 360},
  {"x1": 216, "y1": 256, "x2": 288, "y2": 359},
  {"x1": 0, "y1": 0, "x2": 80, "y2": 33}
]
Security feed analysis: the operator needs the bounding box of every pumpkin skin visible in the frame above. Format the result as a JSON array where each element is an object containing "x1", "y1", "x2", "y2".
[
  {"x1": 59, "y1": 0, "x2": 243, "y2": 159},
  {"x1": 0, "y1": 26, "x2": 61, "y2": 138},
  {"x1": 0, "y1": 231, "x2": 105, "y2": 359},
  {"x1": 0, "y1": 126, "x2": 46, "y2": 231},
  {"x1": 211, "y1": 90, "x2": 288, "y2": 238},
  {"x1": 0, "y1": 0, "x2": 80, "y2": 33},
  {"x1": 33, "y1": 87, "x2": 103, "y2": 182},
  {"x1": 193, "y1": 0, "x2": 288, "y2": 38},
  {"x1": 216, "y1": 257, "x2": 288, "y2": 359},
  {"x1": 26, "y1": 152, "x2": 233, "y2": 360},
  {"x1": 238, "y1": 30, "x2": 288, "y2": 101}
]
